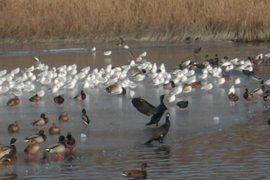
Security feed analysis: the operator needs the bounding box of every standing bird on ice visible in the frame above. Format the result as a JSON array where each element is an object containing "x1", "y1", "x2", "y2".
[
  {"x1": 81, "y1": 109, "x2": 90, "y2": 127},
  {"x1": 145, "y1": 112, "x2": 171, "y2": 145}
]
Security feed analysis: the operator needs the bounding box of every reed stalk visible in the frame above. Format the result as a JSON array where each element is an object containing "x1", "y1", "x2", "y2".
[{"x1": 0, "y1": 0, "x2": 270, "y2": 43}]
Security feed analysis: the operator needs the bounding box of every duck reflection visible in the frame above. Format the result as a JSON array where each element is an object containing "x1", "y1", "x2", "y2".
[{"x1": 2, "y1": 172, "x2": 17, "y2": 180}]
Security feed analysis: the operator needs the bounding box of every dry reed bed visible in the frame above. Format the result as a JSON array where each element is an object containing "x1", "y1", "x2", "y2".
[{"x1": 0, "y1": 0, "x2": 270, "y2": 43}]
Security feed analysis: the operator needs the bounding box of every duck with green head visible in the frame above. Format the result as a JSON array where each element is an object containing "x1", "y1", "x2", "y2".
[
  {"x1": 81, "y1": 109, "x2": 90, "y2": 127},
  {"x1": 45, "y1": 135, "x2": 67, "y2": 160},
  {"x1": 25, "y1": 130, "x2": 47, "y2": 143},
  {"x1": 31, "y1": 113, "x2": 49, "y2": 130},
  {"x1": 0, "y1": 138, "x2": 17, "y2": 157}
]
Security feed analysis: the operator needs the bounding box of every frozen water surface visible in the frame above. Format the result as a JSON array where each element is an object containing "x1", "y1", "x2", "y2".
[{"x1": 0, "y1": 41, "x2": 270, "y2": 179}]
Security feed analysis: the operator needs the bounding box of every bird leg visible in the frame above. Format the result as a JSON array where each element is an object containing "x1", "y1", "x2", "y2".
[{"x1": 55, "y1": 153, "x2": 63, "y2": 160}]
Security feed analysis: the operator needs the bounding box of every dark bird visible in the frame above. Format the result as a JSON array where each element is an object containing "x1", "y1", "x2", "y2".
[
  {"x1": 122, "y1": 163, "x2": 148, "y2": 179},
  {"x1": 242, "y1": 69, "x2": 254, "y2": 76},
  {"x1": 146, "y1": 94, "x2": 167, "y2": 126},
  {"x1": 53, "y1": 95, "x2": 64, "y2": 105},
  {"x1": 176, "y1": 101, "x2": 189, "y2": 109},
  {"x1": 6, "y1": 96, "x2": 20, "y2": 106},
  {"x1": 243, "y1": 88, "x2": 253, "y2": 103},
  {"x1": 194, "y1": 47, "x2": 202, "y2": 54},
  {"x1": 131, "y1": 97, "x2": 156, "y2": 116},
  {"x1": 81, "y1": 109, "x2": 90, "y2": 127},
  {"x1": 145, "y1": 112, "x2": 171, "y2": 145},
  {"x1": 65, "y1": 132, "x2": 76, "y2": 153}
]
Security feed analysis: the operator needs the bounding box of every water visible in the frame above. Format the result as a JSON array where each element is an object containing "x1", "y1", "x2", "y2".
[{"x1": 0, "y1": 41, "x2": 270, "y2": 179}]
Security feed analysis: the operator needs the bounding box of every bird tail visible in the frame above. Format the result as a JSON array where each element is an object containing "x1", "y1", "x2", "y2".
[{"x1": 145, "y1": 140, "x2": 153, "y2": 145}]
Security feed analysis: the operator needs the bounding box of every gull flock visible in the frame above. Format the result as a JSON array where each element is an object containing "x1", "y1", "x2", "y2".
[{"x1": 1, "y1": 41, "x2": 270, "y2": 175}]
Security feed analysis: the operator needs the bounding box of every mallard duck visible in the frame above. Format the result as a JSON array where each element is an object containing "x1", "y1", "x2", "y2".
[
  {"x1": 146, "y1": 94, "x2": 167, "y2": 126},
  {"x1": 0, "y1": 151, "x2": 17, "y2": 172},
  {"x1": 250, "y1": 80, "x2": 265, "y2": 98},
  {"x1": 49, "y1": 123, "x2": 60, "y2": 134},
  {"x1": 145, "y1": 112, "x2": 171, "y2": 144},
  {"x1": 31, "y1": 113, "x2": 49, "y2": 130},
  {"x1": 53, "y1": 95, "x2": 64, "y2": 105},
  {"x1": 58, "y1": 112, "x2": 69, "y2": 121},
  {"x1": 243, "y1": 88, "x2": 254, "y2": 103},
  {"x1": 25, "y1": 130, "x2": 47, "y2": 143},
  {"x1": 73, "y1": 90, "x2": 86, "y2": 104},
  {"x1": 45, "y1": 135, "x2": 67, "y2": 160},
  {"x1": 6, "y1": 96, "x2": 20, "y2": 106},
  {"x1": 105, "y1": 83, "x2": 126, "y2": 95},
  {"x1": 8, "y1": 121, "x2": 19, "y2": 133},
  {"x1": 176, "y1": 101, "x2": 189, "y2": 109},
  {"x1": 131, "y1": 97, "x2": 156, "y2": 116},
  {"x1": 24, "y1": 139, "x2": 40, "y2": 159},
  {"x1": 228, "y1": 92, "x2": 239, "y2": 105},
  {"x1": 122, "y1": 163, "x2": 148, "y2": 179},
  {"x1": 1, "y1": 138, "x2": 17, "y2": 156},
  {"x1": 29, "y1": 94, "x2": 41, "y2": 104},
  {"x1": 65, "y1": 132, "x2": 76, "y2": 153},
  {"x1": 81, "y1": 109, "x2": 90, "y2": 127}
]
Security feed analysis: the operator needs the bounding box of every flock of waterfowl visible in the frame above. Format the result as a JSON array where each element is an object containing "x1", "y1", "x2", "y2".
[{"x1": 1, "y1": 39, "x2": 270, "y2": 178}]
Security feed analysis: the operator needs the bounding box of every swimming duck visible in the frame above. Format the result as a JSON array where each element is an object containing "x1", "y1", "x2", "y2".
[
  {"x1": 81, "y1": 109, "x2": 90, "y2": 127},
  {"x1": 0, "y1": 151, "x2": 17, "y2": 172},
  {"x1": 49, "y1": 123, "x2": 61, "y2": 134},
  {"x1": 145, "y1": 112, "x2": 171, "y2": 144},
  {"x1": 53, "y1": 95, "x2": 64, "y2": 105},
  {"x1": 176, "y1": 101, "x2": 189, "y2": 109},
  {"x1": 29, "y1": 94, "x2": 41, "y2": 104},
  {"x1": 6, "y1": 96, "x2": 20, "y2": 107},
  {"x1": 31, "y1": 113, "x2": 49, "y2": 130},
  {"x1": 24, "y1": 139, "x2": 40, "y2": 159},
  {"x1": 58, "y1": 112, "x2": 69, "y2": 121},
  {"x1": 65, "y1": 132, "x2": 76, "y2": 153},
  {"x1": 146, "y1": 94, "x2": 167, "y2": 126},
  {"x1": 8, "y1": 121, "x2": 19, "y2": 133},
  {"x1": 73, "y1": 90, "x2": 86, "y2": 104},
  {"x1": 45, "y1": 135, "x2": 67, "y2": 160},
  {"x1": 25, "y1": 130, "x2": 47, "y2": 143},
  {"x1": 105, "y1": 83, "x2": 126, "y2": 95},
  {"x1": 243, "y1": 88, "x2": 254, "y2": 103},
  {"x1": 122, "y1": 163, "x2": 148, "y2": 179},
  {"x1": 131, "y1": 97, "x2": 156, "y2": 116}
]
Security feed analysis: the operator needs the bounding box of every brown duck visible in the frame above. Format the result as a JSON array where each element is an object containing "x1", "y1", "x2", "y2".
[{"x1": 122, "y1": 163, "x2": 148, "y2": 179}]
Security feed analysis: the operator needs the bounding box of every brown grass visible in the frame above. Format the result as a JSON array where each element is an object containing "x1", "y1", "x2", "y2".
[{"x1": 1, "y1": 0, "x2": 270, "y2": 43}]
